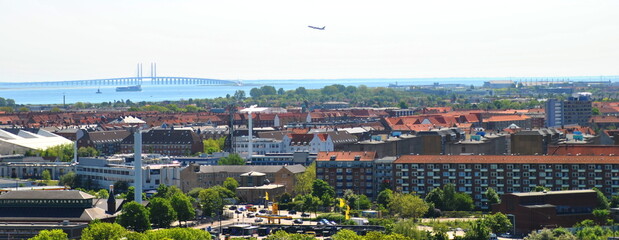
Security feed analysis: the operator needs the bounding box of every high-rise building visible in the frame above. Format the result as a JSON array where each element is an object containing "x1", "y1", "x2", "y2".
[{"x1": 546, "y1": 92, "x2": 592, "y2": 127}]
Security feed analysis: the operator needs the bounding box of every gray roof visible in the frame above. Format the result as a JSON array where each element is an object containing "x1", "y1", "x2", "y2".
[
  {"x1": 510, "y1": 189, "x2": 595, "y2": 197},
  {"x1": 87, "y1": 130, "x2": 131, "y2": 144},
  {"x1": 257, "y1": 131, "x2": 289, "y2": 141},
  {"x1": 0, "y1": 190, "x2": 95, "y2": 200},
  {"x1": 240, "y1": 171, "x2": 266, "y2": 177},
  {"x1": 199, "y1": 164, "x2": 306, "y2": 174}
]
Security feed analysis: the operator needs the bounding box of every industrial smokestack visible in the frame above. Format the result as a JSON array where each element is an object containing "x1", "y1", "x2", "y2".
[{"x1": 134, "y1": 128, "x2": 143, "y2": 203}]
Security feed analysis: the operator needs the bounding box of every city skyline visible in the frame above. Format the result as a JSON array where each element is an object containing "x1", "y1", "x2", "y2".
[{"x1": 1, "y1": 0, "x2": 619, "y2": 82}]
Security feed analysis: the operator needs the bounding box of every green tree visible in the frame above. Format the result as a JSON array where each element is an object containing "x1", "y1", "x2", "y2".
[
  {"x1": 77, "y1": 147, "x2": 99, "y2": 157},
  {"x1": 453, "y1": 193, "x2": 474, "y2": 211},
  {"x1": 425, "y1": 187, "x2": 444, "y2": 210},
  {"x1": 295, "y1": 87, "x2": 308, "y2": 96},
  {"x1": 527, "y1": 228, "x2": 578, "y2": 240},
  {"x1": 218, "y1": 153, "x2": 245, "y2": 165},
  {"x1": 149, "y1": 197, "x2": 177, "y2": 228},
  {"x1": 331, "y1": 229, "x2": 363, "y2": 240},
  {"x1": 312, "y1": 179, "x2": 335, "y2": 199},
  {"x1": 171, "y1": 192, "x2": 196, "y2": 226},
  {"x1": 144, "y1": 227, "x2": 211, "y2": 240},
  {"x1": 42, "y1": 169, "x2": 51, "y2": 181},
  {"x1": 388, "y1": 193, "x2": 429, "y2": 219},
  {"x1": 117, "y1": 201, "x2": 151, "y2": 232},
  {"x1": 485, "y1": 187, "x2": 501, "y2": 205},
  {"x1": 223, "y1": 177, "x2": 239, "y2": 193},
  {"x1": 483, "y1": 212, "x2": 512, "y2": 234},
  {"x1": 391, "y1": 219, "x2": 431, "y2": 239},
  {"x1": 299, "y1": 194, "x2": 321, "y2": 215},
  {"x1": 532, "y1": 186, "x2": 550, "y2": 192},
  {"x1": 462, "y1": 220, "x2": 490, "y2": 240},
  {"x1": 203, "y1": 138, "x2": 223, "y2": 154},
  {"x1": 39, "y1": 143, "x2": 74, "y2": 162},
  {"x1": 96, "y1": 189, "x2": 109, "y2": 199},
  {"x1": 113, "y1": 181, "x2": 130, "y2": 194},
  {"x1": 376, "y1": 188, "x2": 394, "y2": 207},
  {"x1": 260, "y1": 85, "x2": 277, "y2": 95},
  {"x1": 264, "y1": 230, "x2": 315, "y2": 240},
  {"x1": 250, "y1": 88, "x2": 263, "y2": 98},
  {"x1": 199, "y1": 188, "x2": 225, "y2": 217},
  {"x1": 593, "y1": 187, "x2": 610, "y2": 210},
  {"x1": 592, "y1": 209, "x2": 610, "y2": 225},
  {"x1": 81, "y1": 222, "x2": 127, "y2": 240},
  {"x1": 294, "y1": 162, "x2": 315, "y2": 196},
  {"x1": 234, "y1": 90, "x2": 246, "y2": 100},
  {"x1": 59, "y1": 172, "x2": 78, "y2": 188},
  {"x1": 28, "y1": 229, "x2": 68, "y2": 240},
  {"x1": 50, "y1": 107, "x2": 62, "y2": 113}
]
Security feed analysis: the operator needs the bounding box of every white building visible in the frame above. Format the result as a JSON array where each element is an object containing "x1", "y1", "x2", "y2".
[
  {"x1": 234, "y1": 136, "x2": 284, "y2": 159},
  {"x1": 0, "y1": 129, "x2": 73, "y2": 155},
  {"x1": 76, "y1": 156, "x2": 181, "y2": 190},
  {"x1": 283, "y1": 133, "x2": 333, "y2": 154}
]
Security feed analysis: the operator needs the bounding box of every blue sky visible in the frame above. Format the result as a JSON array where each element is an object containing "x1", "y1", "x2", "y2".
[{"x1": 1, "y1": 0, "x2": 618, "y2": 82}]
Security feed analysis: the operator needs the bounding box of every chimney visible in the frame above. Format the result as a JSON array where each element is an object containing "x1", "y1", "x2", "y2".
[{"x1": 107, "y1": 185, "x2": 116, "y2": 214}]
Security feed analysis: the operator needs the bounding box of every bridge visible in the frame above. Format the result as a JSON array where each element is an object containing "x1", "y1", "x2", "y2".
[
  {"x1": 6, "y1": 77, "x2": 240, "y2": 87},
  {"x1": 1, "y1": 63, "x2": 241, "y2": 87}
]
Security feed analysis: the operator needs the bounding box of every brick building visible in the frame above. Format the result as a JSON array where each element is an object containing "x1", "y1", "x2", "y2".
[
  {"x1": 316, "y1": 151, "x2": 377, "y2": 198},
  {"x1": 179, "y1": 164, "x2": 305, "y2": 193},
  {"x1": 492, "y1": 190, "x2": 596, "y2": 234},
  {"x1": 77, "y1": 130, "x2": 131, "y2": 156},
  {"x1": 392, "y1": 155, "x2": 619, "y2": 209},
  {"x1": 120, "y1": 129, "x2": 203, "y2": 156}
]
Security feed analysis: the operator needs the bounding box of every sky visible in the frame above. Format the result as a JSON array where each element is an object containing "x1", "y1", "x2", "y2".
[{"x1": 1, "y1": 0, "x2": 618, "y2": 82}]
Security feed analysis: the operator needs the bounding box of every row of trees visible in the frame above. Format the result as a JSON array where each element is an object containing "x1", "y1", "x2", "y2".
[
  {"x1": 29, "y1": 222, "x2": 211, "y2": 240},
  {"x1": 50, "y1": 82, "x2": 562, "y2": 113}
]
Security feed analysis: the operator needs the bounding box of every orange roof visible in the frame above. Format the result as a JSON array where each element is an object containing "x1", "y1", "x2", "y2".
[
  {"x1": 548, "y1": 145, "x2": 619, "y2": 156},
  {"x1": 394, "y1": 155, "x2": 619, "y2": 164},
  {"x1": 316, "y1": 151, "x2": 376, "y2": 161},
  {"x1": 483, "y1": 115, "x2": 530, "y2": 122},
  {"x1": 590, "y1": 116, "x2": 619, "y2": 123}
]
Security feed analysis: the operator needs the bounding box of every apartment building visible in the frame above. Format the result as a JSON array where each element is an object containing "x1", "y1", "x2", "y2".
[
  {"x1": 180, "y1": 164, "x2": 306, "y2": 193},
  {"x1": 546, "y1": 93, "x2": 592, "y2": 127},
  {"x1": 76, "y1": 156, "x2": 182, "y2": 190},
  {"x1": 316, "y1": 151, "x2": 377, "y2": 198},
  {"x1": 392, "y1": 155, "x2": 619, "y2": 209},
  {"x1": 120, "y1": 129, "x2": 203, "y2": 156}
]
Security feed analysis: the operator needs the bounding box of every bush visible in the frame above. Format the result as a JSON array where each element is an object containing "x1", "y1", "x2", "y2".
[
  {"x1": 441, "y1": 211, "x2": 483, "y2": 218},
  {"x1": 316, "y1": 213, "x2": 346, "y2": 222}
]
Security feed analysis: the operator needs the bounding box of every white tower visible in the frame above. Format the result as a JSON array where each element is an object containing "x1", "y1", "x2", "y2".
[
  {"x1": 134, "y1": 128, "x2": 143, "y2": 203},
  {"x1": 240, "y1": 105, "x2": 267, "y2": 161}
]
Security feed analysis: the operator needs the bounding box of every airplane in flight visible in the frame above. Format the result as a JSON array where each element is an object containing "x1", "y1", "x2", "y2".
[{"x1": 308, "y1": 25, "x2": 325, "y2": 30}]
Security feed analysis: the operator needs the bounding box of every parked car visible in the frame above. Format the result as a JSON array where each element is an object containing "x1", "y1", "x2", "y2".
[
  {"x1": 247, "y1": 213, "x2": 255, "y2": 218},
  {"x1": 259, "y1": 209, "x2": 268, "y2": 214},
  {"x1": 228, "y1": 206, "x2": 237, "y2": 210},
  {"x1": 255, "y1": 218, "x2": 264, "y2": 223},
  {"x1": 293, "y1": 219, "x2": 303, "y2": 224},
  {"x1": 301, "y1": 213, "x2": 310, "y2": 217},
  {"x1": 235, "y1": 210, "x2": 242, "y2": 214},
  {"x1": 288, "y1": 210, "x2": 297, "y2": 215}
]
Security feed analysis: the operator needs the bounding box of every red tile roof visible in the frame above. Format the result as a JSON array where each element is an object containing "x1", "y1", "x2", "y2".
[
  {"x1": 483, "y1": 115, "x2": 530, "y2": 122},
  {"x1": 548, "y1": 145, "x2": 619, "y2": 156},
  {"x1": 394, "y1": 155, "x2": 619, "y2": 164}
]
